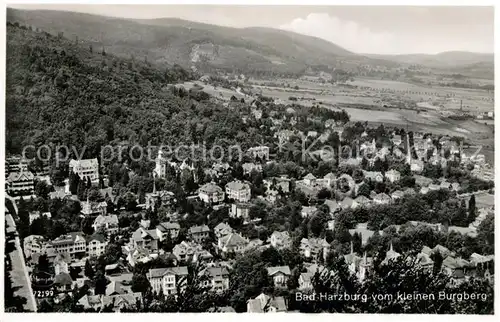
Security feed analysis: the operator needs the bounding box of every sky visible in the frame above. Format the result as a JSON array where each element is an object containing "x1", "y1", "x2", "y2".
[{"x1": 8, "y1": 4, "x2": 494, "y2": 55}]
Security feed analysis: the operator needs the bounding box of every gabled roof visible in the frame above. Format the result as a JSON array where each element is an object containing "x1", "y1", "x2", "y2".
[
  {"x1": 87, "y1": 233, "x2": 106, "y2": 243},
  {"x1": 266, "y1": 266, "x2": 291, "y2": 276},
  {"x1": 323, "y1": 172, "x2": 336, "y2": 180},
  {"x1": 157, "y1": 222, "x2": 180, "y2": 231},
  {"x1": 148, "y1": 266, "x2": 189, "y2": 279},
  {"x1": 354, "y1": 195, "x2": 371, "y2": 204},
  {"x1": 226, "y1": 180, "x2": 250, "y2": 191},
  {"x1": 189, "y1": 225, "x2": 210, "y2": 234},
  {"x1": 220, "y1": 233, "x2": 248, "y2": 248},
  {"x1": 8, "y1": 170, "x2": 35, "y2": 182},
  {"x1": 106, "y1": 281, "x2": 125, "y2": 296},
  {"x1": 340, "y1": 197, "x2": 354, "y2": 208},
  {"x1": 54, "y1": 272, "x2": 73, "y2": 285},
  {"x1": 94, "y1": 214, "x2": 118, "y2": 226},
  {"x1": 304, "y1": 173, "x2": 316, "y2": 180}
]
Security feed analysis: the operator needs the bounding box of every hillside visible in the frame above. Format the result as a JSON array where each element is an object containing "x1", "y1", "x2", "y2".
[
  {"x1": 6, "y1": 8, "x2": 399, "y2": 75},
  {"x1": 5, "y1": 22, "x2": 247, "y2": 156}
]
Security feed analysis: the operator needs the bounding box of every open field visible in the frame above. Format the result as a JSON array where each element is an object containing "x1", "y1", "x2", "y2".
[
  {"x1": 247, "y1": 77, "x2": 494, "y2": 162},
  {"x1": 251, "y1": 77, "x2": 494, "y2": 113}
]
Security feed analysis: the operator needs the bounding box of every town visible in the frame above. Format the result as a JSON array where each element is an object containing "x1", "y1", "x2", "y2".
[
  {"x1": 5, "y1": 96, "x2": 494, "y2": 312},
  {"x1": 4, "y1": 6, "x2": 495, "y2": 315}
]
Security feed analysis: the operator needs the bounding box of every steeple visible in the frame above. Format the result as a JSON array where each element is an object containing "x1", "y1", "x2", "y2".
[
  {"x1": 389, "y1": 241, "x2": 394, "y2": 252},
  {"x1": 152, "y1": 173, "x2": 157, "y2": 194},
  {"x1": 363, "y1": 251, "x2": 367, "y2": 263},
  {"x1": 350, "y1": 241, "x2": 354, "y2": 255}
]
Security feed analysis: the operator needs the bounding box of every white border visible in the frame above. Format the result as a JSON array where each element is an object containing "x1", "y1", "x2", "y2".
[{"x1": 0, "y1": 1, "x2": 498, "y2": 321}]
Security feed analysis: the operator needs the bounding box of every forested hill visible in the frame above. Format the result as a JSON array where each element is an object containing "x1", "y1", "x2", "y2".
[
  {"x1": 5, "y1": 22, "x2": 243, "y2": 156},
  {"x1": 6, "y1": 8, "x2": 398, "y2": 76},
  {"x1": 6, "y1": 23, "x2": 349, "y2": 163}
]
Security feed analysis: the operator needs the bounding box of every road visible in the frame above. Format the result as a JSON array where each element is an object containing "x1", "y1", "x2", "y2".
[{"x1": 5, "y1": 197, "x2": 37, "y2": 312}]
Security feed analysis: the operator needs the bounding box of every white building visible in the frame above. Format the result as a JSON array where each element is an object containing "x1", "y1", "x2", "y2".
[
  {"x1": 248, "y1": 146, "x2": 270, "y2": 160},
  {"x1": 198, "y1": 182, "x2": 225, "y2": 204},
  {"x1": 92, "y1": 214, "x2": 119, "y2": 234},
  {"x1": 86, "y1": 233, "x2": 108, "y2": 258},
  {"x1": 384, "y1": 169, "x2": 401, "y2": 183},
  {"x1": 148, "y1": 266, "x2": 189, "y2": 296},
  {"x1": 45, "y1": 232, "x2": 87, "y2": 259},
  {"x1": 69, "y1": 158, "x2": 99, "y2": 184},
  {"x1": 7, "y1": 169, "x2": 35, "y2": 196},
  {"x1": 225, "y1": 181, "x2": 251, "y2": 202}
]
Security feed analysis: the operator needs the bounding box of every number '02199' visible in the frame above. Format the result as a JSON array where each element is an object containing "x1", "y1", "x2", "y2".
[{"x1": 34, "y1": 290, "x2": 54, "y2": 298}]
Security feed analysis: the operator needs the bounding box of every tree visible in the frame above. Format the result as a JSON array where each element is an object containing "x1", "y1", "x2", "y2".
[
  {"x1": 467, "y1": 195, "x2": 476, "y2": 223},
  {"x1": 357, "y1": 183, "x2": 371, "y2": 198},
  {"x1": 131, "y1": 272, "x2": 151, "y2": 294},
  {"x1": 84, "y1": 259, "x2": 95, "y2": 279},
  {"x1": 94, "y1": 272, "x2": 108, "y2": 295}
]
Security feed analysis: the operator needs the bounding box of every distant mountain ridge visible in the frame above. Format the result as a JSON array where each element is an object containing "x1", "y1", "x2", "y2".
[
  {"x1": 365, "y1": 51, "x2": 493, "y2": 67},
  {"x1": 6, "y1": 8, "x2": 493, "y2": 78}
]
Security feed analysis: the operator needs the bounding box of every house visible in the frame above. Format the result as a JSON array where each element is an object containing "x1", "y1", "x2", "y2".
[
  {"x1": 270, "y1": 231, "x2": 291, "y2": 249},
  {"x1": 382, "y1": 243, "x2": 401, "y2": 265},
  {"x1": 53, "y1": 253, "x2": 71, "y2": 276},
  {"x1": 433, "y1": 244, "x2": 451, "y2": 257},
  {"x1": 7, "y1": 169, "x2": 35, "y2": 196},
  {"x1": 265, "y1": 189, "x2": 280, "y2": 204},
  {"x1": 391, "y1": 135, "x2": 402, "y2": 146},
  {"x1": 441, "y1": 256, "x2": 468, "y2": 285},
  {"x1": 188, "y1": 225, "x2": 210, "y2": 243},
  {"x1": 451, "y1": 182, "x2": 461, "y2": 191},
  {"x1": 78, "y1": 293, "x2": 142, "y2": 312},
  {"x1": 340, "y1": 196, "x2": 355, "y2": 209},
  {"x1": 217, "y1": 233, "x2": 249, "y2": 254},
  {"x1": 391, "y1": 190, "x2": 405, "y2": 200},
  {"x1": 264, "y1": 178, "x2": 291, "y2": 193},
  {"x1": 267, "y1": 266, "x2": 291, "y2": 287},
  {"x1": 248, "y1": 146, "x2": 270, "y2": 160},
  {"x1": 323, "y1": 172, "x2": 336, "y2": 187},
  {"x1": 300, "y1": 238, "x2": 330, "y2": 260},
  {"x1": 420, "y1": 187, "x2": 430, "y2": 195},
  {"x1": 353, "y1": 195, "x2": 371, "y2": 209},
  {"x1": 44, "y1": 232, "x2": 87, "y2": 259},
  {"x1": 428, "y1": 183, "x2": 441, "y2": 191},
  {"x1": 86, "y1": 233, "x2": 108, "y2": 258},
  {"x1": 29, "y1": 211, "x2": 51, "y2": 224},
  {"x1": 301, "y1": 206, "x2": 317, "y2": 218},
  {"x1": 81, "y1": 200, "x2": 108, "y2": 218},
  {"x1": 225, "y1": 181, "x2": 251, "y2": 202},
  {"x1": 416, "y1": 252, "x2": 434, "y2": 273},
  {"x1": 324, "y1": 199, "x2": 340, "y2": 214},
  {"x1": 92, "y1": 214, "x2": 119, "y2": 234},
  {"x1": 440, "y1": 181, "x2": 451, "y2": 190},
  {"x1": 349, "y1": 223, "x2": 375, "y2": 246},
  {"x1": 130, "y1": 227, "x2": 159, "y2": 252},
  {"x1": 299, "y1": 264, "x2": 329, "y2": 290},
  {"x1": 247, "y1": 293, "x2": 287, "y2": 313},
  {"x1": 69, "y1": 158, "x2": 99, "y2": 184},
  {"x1": 198, "y1": 182, "x2": 225, "y2": 204},
  {"x1": 156, "y1": 222, "x2": 181, "y2": 241},
  {"x1": 242, "y1": 163, "x2": 262, "y2": 175},
  {"x1": 214, "y1": 222, "x2": 234, "y2": 239},
  {"x1": 200, "y1": 266, "x2": 230, "y2": 293},
  {"x1": 54, "y1": 272, "x2": 73, "y2": 292},
  {"x1": 363, "y1": 171, "x2": 384, "y2": 183},
  {"x1": 327, "y1": 220, "x2": 335, "y2": 231},
  {"x1": 23, "y1": 235, "x2": 46, "y2": 258},
  {"x1": 172, "y1": 241, "x2": 198, "y2": 261},
  {"x1": 385, "y1": 169, "x2": 401, "y2": 183},
  {"x1": 373, "y1": 193, "x2": 391, "y2": 205},
  {"x1": 145, "y1": 189, "x2": 175, "y2": 211},
  {"x1": 303, "y1": 173, "x2": 317, "y2": 186},
  {"x1": 105, "y1": 281, "x2": 126, "y2": 296},
  {"x1": 148, "y1": 266, "x2": 189, "y2": 296},
  {"x1": 230, "y1": 203, "x2": 251, "y2": 219}
]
